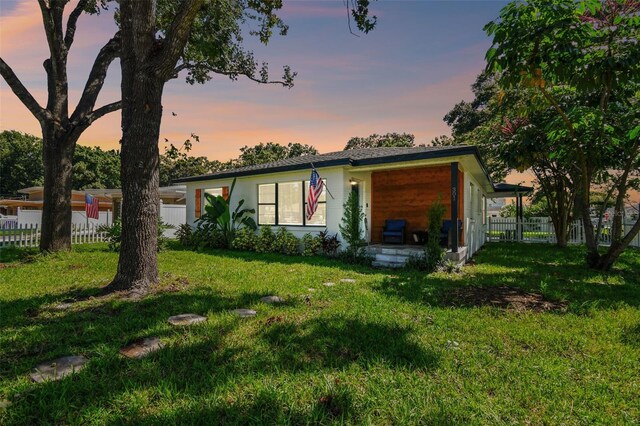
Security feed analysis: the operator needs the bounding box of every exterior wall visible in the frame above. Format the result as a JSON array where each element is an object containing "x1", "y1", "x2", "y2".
[
  {"x1": 370, "y1": 165, "x2": 464, "y2": 244},
  {"x1": 463, "y1": 171, "x2": 488, "y2": 256},
  {"x1": 185, "y1": 167, "x2": 346, "y2": 240}
]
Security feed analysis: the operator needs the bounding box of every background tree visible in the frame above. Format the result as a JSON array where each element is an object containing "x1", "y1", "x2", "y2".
[
  {"x1": 73, "y1": 146, "x2": 121, "y2": 189},
  {"x1": 0, "y1": 0, "x2": 121, "y2": 251},
  {"x1": 485, "y1": 0, "x2": 640, "y2": 269},
  {"x1": 108, "y1": 0, "x2": 376, "y2": 294},
  {"x1": 233, "y1": 142, "x2": 318, "y2": 167},
  {"x1": 0, "y1": 131, "x2": 44, "y2": 197},
  {"x1": 344, "y1": 132, "x2": 415, "y2": 150}
]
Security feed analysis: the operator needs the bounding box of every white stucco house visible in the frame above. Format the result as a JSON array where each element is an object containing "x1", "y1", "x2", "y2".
[{"x1": 175, "y1": 146, "x2": 529, "y2": 263}]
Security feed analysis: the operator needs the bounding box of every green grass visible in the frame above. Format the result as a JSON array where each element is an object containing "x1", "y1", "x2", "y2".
[{"x1": 1, "y1": 243, "x2": 639, "y2": 425}]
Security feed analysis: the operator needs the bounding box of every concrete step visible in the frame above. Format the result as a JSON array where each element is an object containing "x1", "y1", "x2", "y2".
[
  {"x1": 372, "y1": 260, "x2": 406, "y2": 268},
  {"x1": 374, "y1": 253, "x2": 412, "y2": 263}
]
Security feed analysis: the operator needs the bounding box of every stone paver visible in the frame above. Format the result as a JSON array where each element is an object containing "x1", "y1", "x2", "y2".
[
  {"x1": 120, "y1": 337, "x2": 164, "y2": 359},
  {"x1": 323, "y1": 282, "x2": 335, "y2": 287},
  {"x1": 0, "y1": 399, "x2": 12, "y2": 409},
  {"x1": 233, "y1": 309, "x2": 256, "y2": 318},
  {"x1": 260, "y1": 295, "x2": 285, "y2": 304},
  {"x1": 53, "y1": 302, "x2": 74, "y2": 310},
  {"x1": 340, "y1": 278, "x2": 356, "y2": 283},
  {"x1": 30, "y1": 355, "x2": 88, "y2": 383},
  {"x1": 167, "y1": 313, "x2": 207, "y2": 326}
]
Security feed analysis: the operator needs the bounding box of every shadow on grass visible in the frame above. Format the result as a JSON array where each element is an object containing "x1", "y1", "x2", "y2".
[
  {"x1": 375, "y1": 243, "x2": 640, "y2": 312},
  {"x1": 2, "y1": 295, "x2": 437, "y2": 425}
]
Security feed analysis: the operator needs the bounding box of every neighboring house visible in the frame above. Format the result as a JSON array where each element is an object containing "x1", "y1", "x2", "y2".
[
  {"x1": 0, "y1": 185, "x2": 187, "y2": 231},
  {"x1": 176, "y1": 146, "x2": 528, "y2": 261}
]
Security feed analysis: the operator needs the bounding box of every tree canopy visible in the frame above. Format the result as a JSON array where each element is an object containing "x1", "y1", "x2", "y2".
[{"x1": 344, "y1": 133, "x2": 416, "y2": 150}]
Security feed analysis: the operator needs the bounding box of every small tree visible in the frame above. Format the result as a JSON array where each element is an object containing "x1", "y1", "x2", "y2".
[
  {"x1": 425, "y1": 196, "x2": 446, "y2": 272},
  {"x1": 339, "y1": 191, "x2": 366, "y2": 257}
]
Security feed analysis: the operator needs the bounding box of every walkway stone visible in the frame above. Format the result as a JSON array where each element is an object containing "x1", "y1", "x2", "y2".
[
  {"x1": 53, "y1": 302, "x2": 74, "y2": 310},
  {"x1": 167, "y1": 313, "x2": 207, "y2": 326},
  {"x1": 120, "y1": 337, "x2": 164, "y2": 359},
  {"x1": 0, "y1": 399, "x2": 12, "y2": 409},
  {"x1": 261, "y1": 295, "x2": 284, "y2": 304},
  {"x1": 340, "y1": 278, "x2": 356, "y2": 283},
  {"x1": 323, "y1": 282, "x2": 335, "y2": 287},
  {"x1": 30, "y1": 355, "x2": 88, "y2": 383},
  {"x1": 233, "y1": 309, "x2": 256, "y2": 318}
]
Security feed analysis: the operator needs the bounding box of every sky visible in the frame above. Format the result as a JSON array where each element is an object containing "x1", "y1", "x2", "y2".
[{"x1": 0, "y1": 0, "x2": 509, "y2": 157}]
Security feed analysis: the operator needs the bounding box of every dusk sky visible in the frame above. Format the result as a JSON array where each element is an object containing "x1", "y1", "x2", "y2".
[{"x1": 0, "y1": 0, "x2": 512, "y2": 160}]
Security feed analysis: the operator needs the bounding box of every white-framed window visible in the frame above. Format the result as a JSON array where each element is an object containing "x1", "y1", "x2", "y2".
[{"x1": 257, "y1": 180, "x2": 326, "y2": 227}]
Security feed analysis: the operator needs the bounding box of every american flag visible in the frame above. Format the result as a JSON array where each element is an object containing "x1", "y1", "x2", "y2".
[
  {"x1": 306, "y1": 169, "x2": 324, "y2": 221},
  {"x1": 85, "y1": 193, "x2": 99, "y2": 220}
]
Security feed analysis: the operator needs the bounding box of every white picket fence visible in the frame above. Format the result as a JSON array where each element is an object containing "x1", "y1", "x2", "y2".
[
  {"x1": 0, "y1": 223, "x2": 107, "y2": 248},
  {"x1": 487, "y1": 217, "x2": 640, "y2": 247}
]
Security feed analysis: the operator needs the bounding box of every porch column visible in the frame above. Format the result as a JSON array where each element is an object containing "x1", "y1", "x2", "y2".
[{"x1": 451, "y1": 162, "x2": 459, "y2": 253}]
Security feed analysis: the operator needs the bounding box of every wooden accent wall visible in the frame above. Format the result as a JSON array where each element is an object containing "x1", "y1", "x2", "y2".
[
  {"x1": 195, "y1": 189, "x2": 202, "y2": 218},
  {"x1": 371, "y1": 165, "x2": 464, "y2": 243}
]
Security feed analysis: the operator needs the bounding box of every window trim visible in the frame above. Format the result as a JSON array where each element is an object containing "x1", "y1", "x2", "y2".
[{"x1": 257, "y1": 180, "x2": 326, "y2": 227}]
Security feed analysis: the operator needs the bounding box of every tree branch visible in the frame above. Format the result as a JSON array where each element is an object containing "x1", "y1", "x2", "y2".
[
  {"x1": 155, "y1": 0, "x2": 205, "y2": 80},
  {"x1": 83, "y1": 101, "x2": 122, "y2": 125},
  {"x1": 70, "y1": 33, "x2": 121, "y2": 125},
  {"x1": 171, "y1": 63, "x2": 292, "y2": 86},
  {"x1": 0, "y1": 57, "x2": 49, "y2": 123},
  {"x1": 65, "y1": 0, "x2": 89, "y2": 49}
]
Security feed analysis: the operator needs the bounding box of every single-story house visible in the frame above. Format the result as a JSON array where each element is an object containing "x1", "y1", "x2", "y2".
[{"x1": 175, "y1": 146, "x2": 530, "y2": 262}]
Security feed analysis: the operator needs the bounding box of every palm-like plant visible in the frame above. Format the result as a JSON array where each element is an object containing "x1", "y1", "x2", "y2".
[{"x1": 196, "y1": 178, "x2": 257, "y2": 247}]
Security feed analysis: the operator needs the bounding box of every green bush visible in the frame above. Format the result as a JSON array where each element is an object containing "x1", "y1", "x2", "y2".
[
  {"x1": 318, "y1": 230, "x2": 340, "y2": 256},
  {"x1": 274, "y1": 227, "x2": 300, "y2": 255},
  {"x1": 339, "y1": 191, "x2": 366, "y2": 257},
  {"x1": 98, "y1": 218, "x2": 171, "y2": 252},
  {"x1": 231, "y1": 227, "x2": 258, "y2": 251},
  {"x1": 176, "y1": 223, "x2": 193, "y2": 246},
  {"x1": 191, "y1": 224, "x2": 226, "y2": 249},
  {"x1": 301, "y1": 233, "x2": 322, "y2": 256},
  {"x1": 424, "y1": 196, "x2": 446, "y2": 272},
  {"x1": 255, "y1": 226, "x2": 277, "y2": 253}
]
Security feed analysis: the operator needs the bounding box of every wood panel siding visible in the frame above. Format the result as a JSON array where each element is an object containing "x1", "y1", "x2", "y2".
[
  {"x1": 371, "y1": 165, "x2": 464, "y2": 244},
  {"x1": 195, "y1": 189, "x2": 202, "y2": 218}
]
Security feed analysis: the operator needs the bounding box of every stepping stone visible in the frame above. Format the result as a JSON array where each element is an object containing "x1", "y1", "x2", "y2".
[
  {"x1": 340, "y1": 279, "x2": 356, "y2": 283},
  {"x1": 30, "y1": 355, "x2": 88, "y2": 383},
  {"x1": 308, "y1": 288, "x2": 316, "y2": 292},
  {"x1": 261, "y1": 295, "x2": 284, "y2": 304},
  {"x1": 0, "y1": 399, "x2": 11, "y2": 409},
  {"x1": 323, "y1": 282, "x2": 335, "y2": 287},
  {"x1": 53, "y1": 302, "x2": 74, "y2": 310},
  {"x1": 167, "y1": 313, "x2": 207, "y2": 326},
  {"x1": 119, "y1": 337, "x2": 164, "y2": 359},
  {"x1": 232, "y1": 309, "x2": 256, "y2": 318}
]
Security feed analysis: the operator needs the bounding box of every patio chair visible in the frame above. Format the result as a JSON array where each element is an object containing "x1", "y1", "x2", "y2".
[{"x1": 382, "y1": 219, "x2": 406, "y2": 244}]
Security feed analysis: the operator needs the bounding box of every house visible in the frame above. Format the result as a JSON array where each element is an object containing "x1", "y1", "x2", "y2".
[{"x1": 175, "y1": 146, "x2": 530, "y2": 262}]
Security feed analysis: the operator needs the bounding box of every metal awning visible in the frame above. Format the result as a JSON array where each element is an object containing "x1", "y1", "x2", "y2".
[{"x1": 487, "y1": 183, "x2": 534, "y2": 198}]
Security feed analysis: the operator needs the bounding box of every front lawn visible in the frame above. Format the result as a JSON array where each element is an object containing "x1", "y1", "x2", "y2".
[{"x1": 1, "y1": 243, "x2": 639, "y2": 424}]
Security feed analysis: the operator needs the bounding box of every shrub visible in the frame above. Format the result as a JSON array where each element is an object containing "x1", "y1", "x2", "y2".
[
  {"x1": 231, "y1": 227, "x2": 258, "y2": 251},
  {"x1": 301, "y1": 233, "x2": 322, "y2": 256},
  {"x1": 98, "y1": 218, "x2": 170, "y2": 252},
  {"x1": 190, "y1": 224, "x2": 226, "y2": 249},
  {"x1": 318, "y1": 230, "x2": 340, "y2": 256},
  {"x1": 339, "y1": 191, "x2": 366, "y2": 257},
  {"x1": 255, "y1": 226, "x2": 277, "y2": 253},
  {"x1": 175, "y1": 223, "x2": 193, "y2": 246},
  {"x1": 424, "y1": 196, "x2": 446, "y2": 272},
  {"x1": 437, "y1": 259, "x2": 462, "y2": 274},
  {"x1": 274, "y1": 227, "x2": 300, "y2": 255}
]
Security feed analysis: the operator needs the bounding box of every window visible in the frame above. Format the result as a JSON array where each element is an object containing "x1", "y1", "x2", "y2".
[
  {"x1": 258, "y1": 184, "x2": 276, "y2": 225},
  {"x1": 202, "y1": 187, "x2": 227, "y2": 212},
  {"x1": 257, "y1": 180, "x2": 326, "y2": 226}
]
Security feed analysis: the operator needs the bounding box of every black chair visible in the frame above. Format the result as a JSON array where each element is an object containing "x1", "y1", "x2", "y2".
[{"x1": 382, "y1": 219, "x2": 406, "y2": 244}]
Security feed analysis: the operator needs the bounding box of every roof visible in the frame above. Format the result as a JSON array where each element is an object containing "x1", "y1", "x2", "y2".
[
  {"x1": 490, "y1": 183, "x2": 534, "y2": 196},
  {"x1": 174, "y1": 145, "x2": 485, "y2": 183}
]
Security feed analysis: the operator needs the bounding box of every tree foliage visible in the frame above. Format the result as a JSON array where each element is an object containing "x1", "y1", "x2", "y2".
[
  {"x1": 233, "y1": 142, "x2": 318, "y2": 167},
  {"x1": 344, "y1": 132, "x2": 416, "y2": 150},
  {"x1": 484, "y1": 0, "x2": 640, "y2": 268},
  {"x1": 0, "y1": 131, "x2": 44, "y2": 197}
]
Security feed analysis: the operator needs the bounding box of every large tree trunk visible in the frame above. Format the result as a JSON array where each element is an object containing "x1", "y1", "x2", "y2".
[
  {"x1": 105, "y1": 25, "x2": 164, "y2": 293},
  {"x1": 39, "y1": 127, "x2": 77, "y2": 252}
]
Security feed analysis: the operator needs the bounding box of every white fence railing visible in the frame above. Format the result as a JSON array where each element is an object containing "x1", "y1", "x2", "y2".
[
  {"x1": 487, "y1": 217, "x2": 640, "y2": 247},
  {"x1": 0, "y1": 223, "x2": 107, "y2": 248}
]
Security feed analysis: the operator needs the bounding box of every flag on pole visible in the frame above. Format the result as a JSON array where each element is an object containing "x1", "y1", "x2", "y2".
[
  {"x1": 306, "y1": 168, "x2": 324, "y2": 221},
  {"x1": 85, "y1": 193, "x2": 99, "y2": 220}
]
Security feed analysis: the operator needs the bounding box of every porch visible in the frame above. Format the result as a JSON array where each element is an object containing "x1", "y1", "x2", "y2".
[{"x1": 367, "y1": 243, "x2": 470, "y2": 268}]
